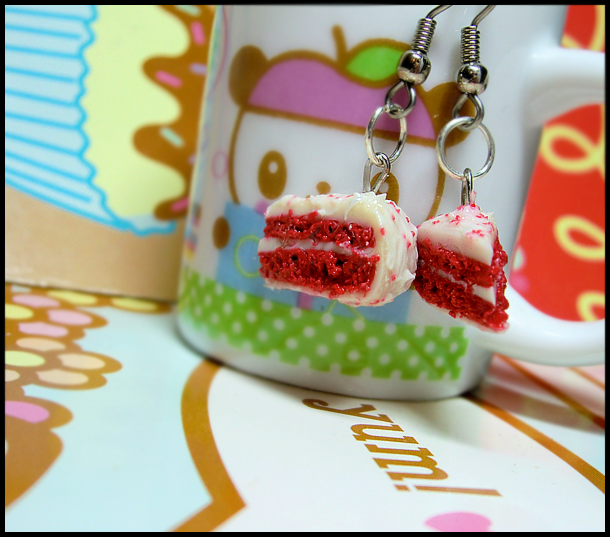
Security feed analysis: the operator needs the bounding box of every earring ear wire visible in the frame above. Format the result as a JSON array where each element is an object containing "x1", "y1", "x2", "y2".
[{"x1": 396, "y1": 4, "x2": 452, "y2": 87}]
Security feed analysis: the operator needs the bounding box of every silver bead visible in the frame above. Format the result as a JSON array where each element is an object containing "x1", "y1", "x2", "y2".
[
  {"x1": 456, "y1": 63, "x2": 489, "y2": 95},
  {"x1": 397, "y1": 49, "x2": 431, "y2": 86}
]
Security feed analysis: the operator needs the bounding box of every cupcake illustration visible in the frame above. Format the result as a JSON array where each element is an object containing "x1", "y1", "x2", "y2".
[{"x1": 4, "y1": 5, "x2": 203, "y2": 235}]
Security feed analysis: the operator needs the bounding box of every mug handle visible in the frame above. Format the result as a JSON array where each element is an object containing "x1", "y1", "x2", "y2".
[
  {"x1": 473, "y1": 285, "x2": 604, "y2": 366},
  {"x1": 472, "y1": 46, "x2": 605, "y2": 367},
  {"x1": 525, "y1": 47, "x2": 605, "y2": 126}
]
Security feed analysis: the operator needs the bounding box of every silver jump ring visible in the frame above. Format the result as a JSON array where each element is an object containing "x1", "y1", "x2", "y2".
[
  {"x1": 365, "y1": 106, "x2": 407, "y2": 166},
  {"x1": 452, "y1": 93, "x2": 485, "y2": 132},
  {"x1": 436, "y1": 116, "x2": 495, "y2": 181},
  {"x1": 363, "y1": 153, "x2": 391, "y2": 194},
  {"x1": 385, "y1": 81, "x2": 417, "y2": 119}
]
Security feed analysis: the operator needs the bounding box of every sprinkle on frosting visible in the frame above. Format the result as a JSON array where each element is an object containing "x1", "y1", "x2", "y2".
[{"x1": 259, "y1": 192, "x2": 418, "y2": 307}]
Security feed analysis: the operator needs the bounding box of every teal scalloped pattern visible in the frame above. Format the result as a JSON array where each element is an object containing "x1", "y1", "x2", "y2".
[
  {"x1": 179, "y1": 268, "x2": 469, "y2": 380},
  {"x1": 4, "y1": 5, "x2": 174, "y2": 235}
]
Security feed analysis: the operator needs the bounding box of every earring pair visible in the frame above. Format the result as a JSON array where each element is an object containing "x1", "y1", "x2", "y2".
[{"x1": 257, "y1": 5, "x2": 509, "y2": 332}]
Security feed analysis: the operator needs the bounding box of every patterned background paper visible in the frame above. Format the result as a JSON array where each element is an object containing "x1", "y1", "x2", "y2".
[{"x1": 4, "y1": 5, "x2": 605, "y2": 532}]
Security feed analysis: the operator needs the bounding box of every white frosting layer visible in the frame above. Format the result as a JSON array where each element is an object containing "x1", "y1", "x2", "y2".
[
  {"x1": 432, "y1": 267, "x2": 497, "y2": 306},
  {"x1": 417, "y1": 204, "x2": 498, "y2": 265},
  {"x1": 258, "y1": 238, "x2": 358, "y2": 256},
  {"x1": 259, "y1": 192, "x2": 418, "y2": 307}
]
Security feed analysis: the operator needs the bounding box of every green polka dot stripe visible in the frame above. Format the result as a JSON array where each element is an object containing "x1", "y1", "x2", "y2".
[{"x1": 179, "y1": 268, "x2": 468, "y2": 380}]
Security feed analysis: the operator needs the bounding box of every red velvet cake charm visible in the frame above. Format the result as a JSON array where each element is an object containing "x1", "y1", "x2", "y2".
[
  {"x1": 414, "y1": 203, "x2": 509, "y2": 332},
  {"x1": 258, "y1": 192, "x2": 418, "y2": 307}
]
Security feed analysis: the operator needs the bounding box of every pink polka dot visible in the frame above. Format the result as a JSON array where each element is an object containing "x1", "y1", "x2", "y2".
[
  {"x1": 12, "y1": 294, "x2": 60, "y2": 308},
  {"x1": 47, "y1": 309, "x2": 92, "y2": 326},
  {"x1": 212, "y1": 150, "x2": 228, "y2": 179},
  {"x1": 18, "y1": 322, "x2": 68, "y2": 337},
  {"x1": 254, "y1": 199, "x2": 270, "y2": 215},
  {"x1": 425, "y1": 512, "x2": 492, "y2": 532},
  {"x1": 510, "y1": 273, "x2": 530, "y2": 294},
  {"x1": 5, "y1": 401, "x2": 50, "y2": 423}
]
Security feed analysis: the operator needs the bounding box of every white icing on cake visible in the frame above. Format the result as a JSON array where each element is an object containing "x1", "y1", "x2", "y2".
[
  {"x1": 259, "y1": 192, "x2": 418, "y2": 307},
  {"x1": 417, "y1": 204, "x2": 497, "y2": 265},
  {"x1": 258, "y1": 238, "x2": 357, "y2": 256},
  {"x1": 431, "y1": 267, "x2": 497, "y2": 305}
]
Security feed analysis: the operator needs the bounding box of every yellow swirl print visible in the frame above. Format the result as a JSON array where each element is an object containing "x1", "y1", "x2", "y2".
[
  {"x1": 561, "y1": 5, "x2": 605, "y2": 51},
  {"x1": 553, "y1": 214, "x2": 605, "y2": 262},
  {"x1": 540, "y1": 105, "x2": 605, "y2": 177},
  {"x1": 576, "y1": 290, "x2": 605, "y2": 321},
  {"x1": 547, "y1": 7, "x2": 605, "y2": 177}
]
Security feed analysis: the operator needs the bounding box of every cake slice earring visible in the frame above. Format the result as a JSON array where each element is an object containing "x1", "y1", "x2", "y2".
[
  {"x1": 258, "y1": 6, "x2": 452, "y2": 307},
  {"x1": 414, "y1": 6, "x2": 510, "y2": 333}
]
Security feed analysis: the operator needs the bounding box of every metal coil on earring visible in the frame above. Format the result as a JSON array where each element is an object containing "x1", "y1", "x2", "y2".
[
  {"x1": 460, "y1": 25, "x2": 481, "y2": 64},
  {"x1": 412, "y1": 17, "x2": 437, "y2": 53},
  {"x1": 457, "y1": 27, "x2": 489, "y2": 96}
]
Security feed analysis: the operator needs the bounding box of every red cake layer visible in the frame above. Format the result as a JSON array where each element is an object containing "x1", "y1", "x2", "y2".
[
  {"x1": 264, "y1": 211, "x2": 376, "y2": 250},
  {"x1": 417, "y1": 237, "x2": 508, "y2": 287},
  {"x1": 414, "y1": 262, "x2": 508, "y2": 331},
  {"x1": 259, "y1": 248, "x2": 380, "y2": 298},
  {"x1": 414, "y1": 240, "x2": 509, "y2": 331}
]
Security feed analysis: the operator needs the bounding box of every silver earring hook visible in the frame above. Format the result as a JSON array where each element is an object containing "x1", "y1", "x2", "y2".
[
  {"x1": 453, "y1": 5, "x2": 498, "y2": 126},
  {"x1": 471, "y1": 5, "x2": 496, "y2": 27},
  {"x1": 366, "y1": 5, "x2": 453, "y2": 194},
  {"x1": 436, "y1": 4, "x2": 497, "y2": 202},
  {"x1": 427, "y1": 4, "x2": 453, "y2": 19}
]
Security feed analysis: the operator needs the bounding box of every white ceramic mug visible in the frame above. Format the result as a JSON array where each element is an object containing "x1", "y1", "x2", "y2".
[{"x1": 177, "y1": 5, "x2": 605, "y2": 400}]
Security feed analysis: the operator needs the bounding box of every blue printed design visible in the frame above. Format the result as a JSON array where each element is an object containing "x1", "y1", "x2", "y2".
[
  {"x1": 216, "y1": 201, "x2": 413, "y2": 322},
  {"x1": 4, "y1": 5, "x2": 174, "y2": 235},
  {"x1": 216, "y1": 201, "x2": 298, "y2": 306},
  {"x1": 310, "y1": 290, "x2": 411, "y2": 324}
]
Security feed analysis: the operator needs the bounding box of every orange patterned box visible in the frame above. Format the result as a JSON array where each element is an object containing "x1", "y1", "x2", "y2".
[{"x1": 5, "y1": 5, "x2": 215, "y2": 301}]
